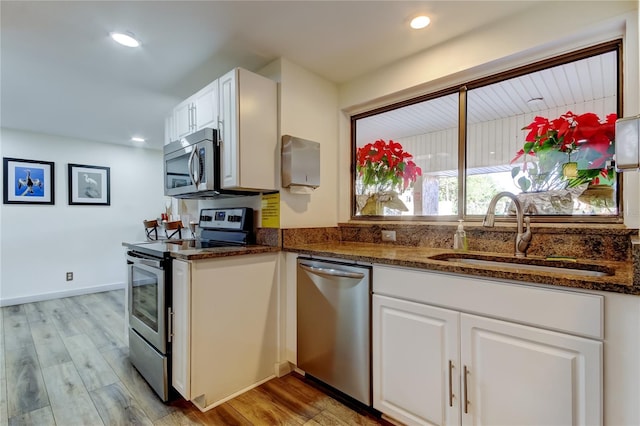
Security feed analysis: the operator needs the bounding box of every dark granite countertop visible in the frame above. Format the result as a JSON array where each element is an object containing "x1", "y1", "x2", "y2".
[
  {"x1": 167, "y1": 244, "x2": 279, "y2": 260},
  {"x1": 122, "y1": 240, "x2": 279, "y2": 261},
  {"x1": 284, "y1": 241, "x2": 637, "y2": 295}
]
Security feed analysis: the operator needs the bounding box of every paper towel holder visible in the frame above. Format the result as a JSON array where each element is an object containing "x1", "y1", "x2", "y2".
[
  {"x1": 281, "y1": 135, "x2": 320, "y2": 191},
  {"x1": 615, "y1": 115, "x2": 640, "y2": 171}
]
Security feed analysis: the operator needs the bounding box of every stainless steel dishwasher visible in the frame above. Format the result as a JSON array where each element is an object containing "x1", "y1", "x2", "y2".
[{"x1": 297, "y1": 257, "x2": 371, "y2": 406}]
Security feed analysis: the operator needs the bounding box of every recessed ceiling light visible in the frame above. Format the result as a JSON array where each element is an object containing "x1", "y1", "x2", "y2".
[
  {"x1": 110, "y1": 31, "x2": 141, "y2": 48},
  {"x1": 131, "y1": 136, "x2": 145, "y2": 143},
  {"x1": 410, "y1": 15, "x2": 431, "y2": 30}
]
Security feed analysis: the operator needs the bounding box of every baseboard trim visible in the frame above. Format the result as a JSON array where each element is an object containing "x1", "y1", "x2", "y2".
[
  {"x1": 0, "y1": 282, "x2": 126, "y2": 307},
  {"x1": 276, "y1": 361, "x2": 293, "y2": 377},
  {"x1": 192, "y1": 375, "x2": 276, "y2": 412}
]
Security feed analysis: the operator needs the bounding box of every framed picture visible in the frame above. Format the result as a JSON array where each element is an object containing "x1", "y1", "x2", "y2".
[
  {"x1": 68, "y1": 163, "x2": 110, "y2": 206},
  {"x1": 3, "y1": 157, "x2": 55, "y2": 204}
]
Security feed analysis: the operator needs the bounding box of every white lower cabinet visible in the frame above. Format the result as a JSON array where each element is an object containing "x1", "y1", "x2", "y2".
[
  {"x1": 171, "y1": 253, "x2": 279, "y2": 411},
  {"x1": 460, "y1": 313, "x2": 601, "y2": 426},
  {"x1": 372, "y1": 266, "x2": 603, "y2": 426},
  {"x1": 171, "y1": 258, "x2": 191, "y2": 398},
  {"x1": 373, "y1": 295, "x2": 459, "y2": 426}
]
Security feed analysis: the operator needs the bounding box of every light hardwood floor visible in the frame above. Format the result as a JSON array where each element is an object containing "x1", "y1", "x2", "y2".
[{"x1": 0, "y1": 290, "x2": 388, "y2": 425}]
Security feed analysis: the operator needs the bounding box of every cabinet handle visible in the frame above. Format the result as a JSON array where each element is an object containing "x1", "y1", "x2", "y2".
[
  {"x1": 167, "y1": 307, "x2": 174, "y2": 343},
  {"x1": 449, "y1": 360, "x2": 454, "y2": 407},
  {"x1": 217, "y1": 118, "x2": 223, "y2": 146},
  {"x1": 463, "y1": 365, "x2": 469, "y2": 414},
  {"x1": 190, "y1": 104, "x2": 196, "y2": 131}
]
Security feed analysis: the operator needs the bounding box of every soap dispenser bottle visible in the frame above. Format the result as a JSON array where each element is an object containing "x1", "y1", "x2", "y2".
[{"x1": 454, "y1": 220, "x2": 468, "y2": 251}]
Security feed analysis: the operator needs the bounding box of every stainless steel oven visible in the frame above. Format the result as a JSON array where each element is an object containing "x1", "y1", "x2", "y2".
[
  {"x1": 123, "y1": 206, "x2": 255, "y2": 402},
  {"x1": 126, "y1": 249, "x2": 171, "y2": 401}
]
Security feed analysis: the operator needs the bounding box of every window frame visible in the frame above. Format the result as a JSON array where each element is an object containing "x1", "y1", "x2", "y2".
[{"x1": 350, "y1": 39, "x2": 624, "y2": 223}]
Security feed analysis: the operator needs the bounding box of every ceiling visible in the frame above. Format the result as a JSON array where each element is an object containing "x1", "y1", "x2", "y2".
[
  {"x1": 355, "y1": 50, "x2": 618, "y2": 144},
  {"x1": 0, "y1": 1, "x2": 539, "y2": 150}
]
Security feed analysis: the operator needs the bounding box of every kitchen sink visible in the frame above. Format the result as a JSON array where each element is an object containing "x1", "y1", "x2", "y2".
[{"x1": 429, "y1": 253, "x2": 614, "y2": 277}]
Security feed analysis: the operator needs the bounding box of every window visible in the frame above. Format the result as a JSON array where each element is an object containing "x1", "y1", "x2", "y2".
[
  {"x1": 354, "y1": 93, "x2": 458, "y2": 216},
  {"x1": 352, "y1": 41, "x2": 621, "y2": 221}
]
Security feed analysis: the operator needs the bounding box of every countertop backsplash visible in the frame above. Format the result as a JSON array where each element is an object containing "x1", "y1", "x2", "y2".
[{"x1": 284, "y1": 222, "x2": 636, "y2": 263}]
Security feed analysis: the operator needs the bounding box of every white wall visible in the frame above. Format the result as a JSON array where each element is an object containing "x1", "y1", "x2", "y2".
[
  {"x1": 337, "y1": 3, "x2": 639, "y2": 222},
  {"x1": 261, "y1": 58, "x2": 339, "y2": 228},
  {"x1": 0, "y1": 129, "x2": 164, "y2": 305}
]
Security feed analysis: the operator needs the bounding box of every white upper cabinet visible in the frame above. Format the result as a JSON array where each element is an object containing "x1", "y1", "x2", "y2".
[
  {"x1": 193, "y1": 80, "x2": 218, "y2": 131},
  {"x1": 164, "y1": 114, "x2": 175, "y2": 146},
  {"x1": 218, "y1": 68, "x2": 277, "y2": 191},
  {"x1": 164, "y1": 68, "x2": 277, "y2": 191},
  {"x1": 167, "y1": 80, "x2": 219, "y2": 143},
  {"x1": 174, "y1": 97, "x2": 193, "y2": 140}
]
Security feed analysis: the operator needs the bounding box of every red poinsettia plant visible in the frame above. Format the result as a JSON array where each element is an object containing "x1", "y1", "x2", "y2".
[
  {"x1": 356, "y1": 139, "x2": 422, "y2": 193},
  {"x1": 511, "y1": 111, "x2": 616, "y2": 191}
]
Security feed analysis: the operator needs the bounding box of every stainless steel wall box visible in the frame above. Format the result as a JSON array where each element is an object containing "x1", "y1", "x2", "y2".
[
  {"x1": 615, "y1": 115, "x2": 640, "y2": 171},
  {"x1": 281, "y1": 135, "x2": 320, "y2": 191}
]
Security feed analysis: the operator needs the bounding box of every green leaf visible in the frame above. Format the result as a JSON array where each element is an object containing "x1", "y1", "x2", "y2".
[
  {"x1": 518, "y1": 176, "x2": 531, "y2": 192},
  {"x1": 523, "y1": 142, "x2": 535, "y2": 153}
]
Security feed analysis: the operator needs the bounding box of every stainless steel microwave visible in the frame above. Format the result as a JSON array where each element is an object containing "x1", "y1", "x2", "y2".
[{"x1": 163, "y1": 128, "x2": 220, "y2": 198}]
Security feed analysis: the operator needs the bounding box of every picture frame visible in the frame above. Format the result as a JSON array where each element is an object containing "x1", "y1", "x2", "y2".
[
  {"x1": 68, "y1": 163, "x2": 110, "y2": 206},
  {"x1": 3, "y1": 157, "x2": 55, "y2": 205}
]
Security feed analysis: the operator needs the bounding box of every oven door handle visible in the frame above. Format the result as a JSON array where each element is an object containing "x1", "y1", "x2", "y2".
[{"x1": 126, "y1": 253, "x2": 163, "y2": 269}]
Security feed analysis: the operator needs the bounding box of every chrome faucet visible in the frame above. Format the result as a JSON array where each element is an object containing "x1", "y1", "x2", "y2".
[{"x1": 483, "y1": 191, "x2": 532, "y2": 258}]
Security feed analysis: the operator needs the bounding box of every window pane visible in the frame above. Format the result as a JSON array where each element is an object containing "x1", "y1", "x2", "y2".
[
  {"x1": 465, "y1": 51, "x2": 618, "y2": 217},
  {"x1": 354, "y1": 93, "x2": 459, "y2": 217}
]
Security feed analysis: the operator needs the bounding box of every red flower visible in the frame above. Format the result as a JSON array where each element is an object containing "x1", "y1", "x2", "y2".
[
  {"x1": 356, "y1": 139, "x2": 422, "y2": 192},
  {"x1": 513, "y1": 110, "x2": 617, "y2": 189}
]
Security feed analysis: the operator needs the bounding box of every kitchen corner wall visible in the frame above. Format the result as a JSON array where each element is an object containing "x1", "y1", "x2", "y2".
[
  {"x1": 0, "y1": 128, "x2": 164, "y2": 306},
  {"x1": 261, "y1": 58, "x2": 340, "y2": 228}
]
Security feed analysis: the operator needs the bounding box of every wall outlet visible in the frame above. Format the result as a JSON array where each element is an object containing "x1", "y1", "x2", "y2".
[
  {"x1": 66, "y1": 272, "x2": 73, "y2": 281},
  {"x1": 381, "y1": 230, "x2": 396, "y2": 242}
]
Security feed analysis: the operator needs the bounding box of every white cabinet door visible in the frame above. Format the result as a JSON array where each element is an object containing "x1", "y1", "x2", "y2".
[
  {"x1": 174, "y1": 98, "x2": 193, "y2": 139},
  {"x1": 218, "y1": 68, "x2": 277, "y2": 191},
  {"x1": 373, "y1": 295, "x2": 460, "y2": 426},
  {"x1": 193, "y1": 80, "x2": 218, "y2": 131},
  {"x1": 460, "y1": 313, "x2": 602, "y2": 426},
  {"x1": 171, "y1": 259, "x2": 191, "y2": 399},
  {"x1": 164, "y1": 114, "x2": 175, "y2": 145},
  {"x1": 218, "y1": 68, "x2": 238, "y2": 189}
]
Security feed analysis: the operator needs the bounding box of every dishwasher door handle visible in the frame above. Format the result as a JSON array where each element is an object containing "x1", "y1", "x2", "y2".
[{"x1": 299, "y1": 263, "x2": 366, "y2": 280}]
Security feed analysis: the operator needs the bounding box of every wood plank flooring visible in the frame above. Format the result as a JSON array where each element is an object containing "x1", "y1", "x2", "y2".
[{"x1": 0, "y1": 290, "x2": 389, "y2": 425}]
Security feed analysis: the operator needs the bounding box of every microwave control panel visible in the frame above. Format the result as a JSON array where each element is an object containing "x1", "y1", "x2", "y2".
[{"x1": 199, "y1": 207, "x2": 252, "y2": 231}]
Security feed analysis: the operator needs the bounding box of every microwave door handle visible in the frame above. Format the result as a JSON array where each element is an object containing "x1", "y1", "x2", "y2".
[
  {"x1": 187, "y1": 148, "x2": 199, "y2": 186},
  {"x1": 193, "y1": 147, "x2": 202, "y2": 186}
]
